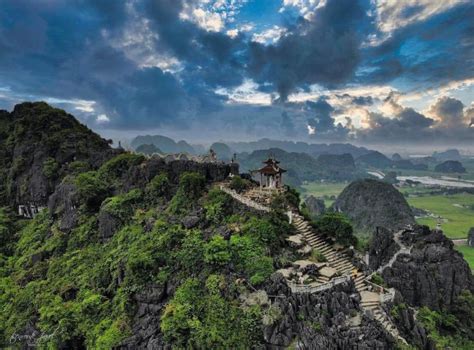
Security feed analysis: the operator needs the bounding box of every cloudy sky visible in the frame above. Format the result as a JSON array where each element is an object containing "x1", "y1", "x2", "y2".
[{"x1": 0, "y1": 0, "x2": 473, "y2": 150}]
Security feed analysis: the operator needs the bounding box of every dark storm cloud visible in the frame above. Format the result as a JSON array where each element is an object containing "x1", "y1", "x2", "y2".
[
  {"x1": 337, "y1": 94, "x2": 375, "y2": 106},
  {"x1": 429, "y1": 96, "x2": 465, "y2": 129},
  {"x1": 305, "y1": 98, "x2": 336, "y2": 133},
  {"x1": 359, "y1": 1, "x2": 474, "y2": 88},
  {"x1": 357, "y1": 95, "x2": 473, "y2": 144},
  {"x1": 0, "y1": 0, "x2": 239, "y2": 129},
  {"x1": 143, "y1": 0, "x2": 247, "y2": 89},
  {"x1": 0, "y1": 0, "x2": 473, "y2": 145},
  {"x1": 248, "y1": 0, "x2": 373, "y2": 101}
]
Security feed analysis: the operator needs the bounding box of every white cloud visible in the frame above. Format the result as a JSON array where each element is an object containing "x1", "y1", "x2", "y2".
[
  {"x1": 280, "y1": 0, "x2": 326, "y2": 20},
  {"x1": 96, "y1": 114, "x2": 110, "y2": 123},
  {"x1": 215, "y1": 79, "x2": 272, "y2": 105},
  {"x1": 252, "y1": 26, "x2": 287, "y2": 45},
  {"x1": 180, "y1": 0, "x2": 249, "y2": 33},
  {"x1": 226, "y1": 28, "x2": 239, "y2": 38},
  {"x1": 190, "y1": 8, "x2": 224, "y2": 32},
  {"x1": 371, "y1": 0, "x2": 466, "y2": 43},
  {"x1": 111, "y1": 4, "x2": 182, "y2": 73}
]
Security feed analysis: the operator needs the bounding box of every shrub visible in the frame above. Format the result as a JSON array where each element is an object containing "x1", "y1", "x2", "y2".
[
  {"x1": 314, "y1": 213, "x2": 356, "y2": 247},
  {"x1": 229, "y1": 176, "x2": 248, "y2": 193},
  {"x1": 371, "y1": 273, "x2": 385, "y2": 287},
  {"x1": 204, "y1": 235, "x2": 232, "y2": 266},
  {"x1": 145, "y1": 173, "x2": 169, "y2": 201},
  {"x1": 98, "y1": 153, "x2": 145, "y2": 182},
  {"x1": 75, "y1": 171, "x2": 110, "y2": 210},
  {"x1": 310, "y1": 249, "x2": 327, "y2": 263},
  {"x1": 204, "y1": 189, "x2": 232, "y2": 224},
  {"x1": 230, "y1": 235, "x2": 274, "y2": 285},
  {"x1": 100, "y1": 189, "x2": 142, "y2": 223},
  {"x1": 168, "y1": 172, "x2": 206, "y2": 214},
  {"x1": 42, "y1": 157, "x2": 59, "y2": 179}
]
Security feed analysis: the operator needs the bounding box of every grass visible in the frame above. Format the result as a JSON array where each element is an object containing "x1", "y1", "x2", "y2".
[
  {"x1": 455, "y1": 245, "x2": 474, "y2": 271},
  {"x1": 407, "y1": 194, "x2": 474, "y2": 239},
  {"x1": 303, "y1": 180, "x2": 474, "y2": 240}
]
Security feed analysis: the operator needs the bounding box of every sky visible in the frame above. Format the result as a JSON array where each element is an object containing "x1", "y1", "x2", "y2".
[{"x1": 0, "y1": 0, "x2": 473, "y2": 151}]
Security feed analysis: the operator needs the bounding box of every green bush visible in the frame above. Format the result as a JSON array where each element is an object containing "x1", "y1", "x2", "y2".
[
  {"x1": 229, "y1": 176, "x2": 248, "y2": 193},
  {"x1": 310, "y1": 249, "x2": 327, "y2": 262},
  {"x1": 100, "y1": 189, "x2": 142, "y2": 222},
  {"x1": 42, "y1": 157, "x2": 59, "y2": 179},
  {"x1": 145, "y1": 173, "x2": 169, "y2": 201},
  {"x1": 98, "y1": 153, "x2": 145, "y2": 182},
  {"x1": 204, "y1": 189, "x2": 232, "y2": 224},
  {"x1": 204, "y1": 235, "x2": 232, "y2": 266},
  {"x1": 370, "y1": 273, "x2": 385, "y2": 287},
  {"x1": 160, "y1": 277, "x2": 261, "y2": 349},
  {"x1": 168, "y1": 172, "x2": 206, "y2": 214},
  {"x1": 68, "y1": 161, "x2": 90, "y2": 174},
  {"x1": 75, "y1": 171, "x2": 110, "y2": 210},
  {"x1": 314, "y1": 212, "x2": 356, "y2": 247}
]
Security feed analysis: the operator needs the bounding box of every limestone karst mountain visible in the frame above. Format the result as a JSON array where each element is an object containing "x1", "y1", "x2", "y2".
[
  {"x1": 333, "y1": 179, "x2": 416, "y2": 232},
  {"x1": 0, "y1": 103, "x2": 472, "y2": 349}
]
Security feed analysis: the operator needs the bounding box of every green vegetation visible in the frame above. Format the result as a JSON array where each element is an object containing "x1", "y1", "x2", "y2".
[
  {"x1": 160, "y1": 276, "x2": 261, "y2": 349},
  {"x1": 370, "y1": 273, "x2": 385, "y2": 287},
  {"x1": 75, "y1": 171, "x2": 111, "y2": 210},
  {"x1": 168, "y1": 172, "x2": 206, "y2": 214},
  {"x1": 313, "y1": 212, "x2": 357, "y2": 247},
  {"x1": 0, "y1": 149, "x2": 292, "y2": 348},
  {"x1": 455, "y1": 245, "x2": 474, "y2": 270},
  {"x1": 417, "y1": 296, "x2": 474, "y2": 349},
  {"x1": 42, "y1": 157, "x2": 59, "y2": 179},
  {"x1": 309, "y1": 249, "x2": 327, "y2": 263},
  {"x1": 407, "y1": 194, "x2": 474, "y2": 239},
  {"x1": 229, "y1": 175, "x2": 250, "y2": 193}
]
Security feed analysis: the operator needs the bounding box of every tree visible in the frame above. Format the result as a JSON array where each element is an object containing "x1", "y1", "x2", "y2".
[{"x1": 314, "y1": 212, "x2": 356, "y2": 247}]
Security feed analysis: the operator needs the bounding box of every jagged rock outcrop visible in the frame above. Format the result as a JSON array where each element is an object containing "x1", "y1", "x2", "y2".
[
  {"x1": 367, "y1": 227, "x2": 401, "y2": 270},
  {"x1": 468, "y1": 228, "x2": 474, "y2": 247},
  {"x1": 333, "y1": 179, "x2": 415, "y2": 232},
  {"x1": 118, "y1": 283, "x2": 168, "y2": 350},
  {"x1": 304, "y1": 195, "x2": 325, "y2": 217},
  {"x1": 369, "y1": 225, "x2": 474, "y2": 311},
  {"x1": 384, "y1": 298, "x2": 433, "y2": 349},
  {"x1": 434, "y1": 160, "x2": 466, "y2": 173},
  {"x1": 48, "y1": 181, "x2": 79, "y2": 233},
  {"x1": 0, "y1": 102, "x2": 121, "y2": 206},
  {"x1": 262, "y1": 274, "x2": 395, "y2": 349},
  {"x1": 121, "y1": 156, "x2": 238, "y2": 194}
]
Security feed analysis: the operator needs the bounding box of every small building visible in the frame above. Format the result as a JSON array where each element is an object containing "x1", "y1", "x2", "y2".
[{"x1": 253, "y1": 157, "x2": 286, "y2": 189}]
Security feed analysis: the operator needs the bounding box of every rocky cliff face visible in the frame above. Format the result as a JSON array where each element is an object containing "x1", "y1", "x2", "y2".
[
  {"x1": 369, "y1": 225, "x2": 474, "y2": 311},
  {"x1": 333, "y1": 179, "x2": 415, "y2": 232},
  {"x1": 262, "y1": 274, "x2": 395, "y2": 349},
  {"x1": 304, "y1": 195, "x2": 325, "y2": 217},
  {"x1": 0, "y1": 102, "x2": 120, "y2": 207}
]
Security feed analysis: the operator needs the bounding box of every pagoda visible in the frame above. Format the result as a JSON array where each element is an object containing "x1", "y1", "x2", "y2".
[{"x1": 254, "y1": 157, "x2": 286, "y2": 189}]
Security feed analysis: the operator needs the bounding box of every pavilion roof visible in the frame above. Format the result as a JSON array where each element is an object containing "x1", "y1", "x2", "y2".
[{"x1": 256, "y1": 163, "x2": 286, "y2": 175}]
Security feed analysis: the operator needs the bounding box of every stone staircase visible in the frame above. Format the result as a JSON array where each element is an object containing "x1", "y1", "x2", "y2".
[
  {"x1": 218, "y1": 184, "x2": 408, "y2": 345},
  {"x1": 293, "y1": 214, "x2": 356, "y2": 277},
  {"x1": 377, "y1": 229, "x2": 412, "y2": 274},
  {"x1": 292, "y1": 213, "x2": 408, "y2": 345}
]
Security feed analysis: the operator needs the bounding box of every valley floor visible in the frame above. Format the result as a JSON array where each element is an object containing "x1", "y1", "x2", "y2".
[{"x1": 302, "y1": 180, "x2": 474, "y2": 270}]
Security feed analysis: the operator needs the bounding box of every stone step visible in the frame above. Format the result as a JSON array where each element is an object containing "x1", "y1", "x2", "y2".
[
  {"x1": 307, "y1": 237, "x2": 325, "y2": 245},
  {"x1": 361, "y1": 301, "x2": 380, "y2": 307}
]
